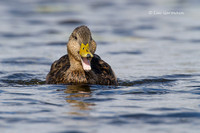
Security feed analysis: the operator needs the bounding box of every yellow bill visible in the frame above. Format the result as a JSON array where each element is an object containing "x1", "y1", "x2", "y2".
[
  {"x1": 79, "y1": 43, "x2": 93, "y2": 58},
  {"x1": 79, "y1": 43, "x2": 93, "y2": 71}
]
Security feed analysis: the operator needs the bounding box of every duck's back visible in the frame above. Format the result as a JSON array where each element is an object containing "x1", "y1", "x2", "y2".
[
  {"x1": 46, "y1": 54, "x2": 118, "y2": 85},
  {"x1": 46, "y1": 55, "x2": 70, "y2": 84},
  {"x1": 90, "y1": 54, "x2": 118, "y2": 85}
]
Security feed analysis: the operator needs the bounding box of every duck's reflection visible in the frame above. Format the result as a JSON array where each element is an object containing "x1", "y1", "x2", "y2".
[{"x1": 65, "y1": 85, "x2": 95, "y2": 115}]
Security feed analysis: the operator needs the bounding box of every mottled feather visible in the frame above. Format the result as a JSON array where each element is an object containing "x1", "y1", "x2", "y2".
[{"x1": 46, "y1": 54, "x2": 118, "y2": 85}]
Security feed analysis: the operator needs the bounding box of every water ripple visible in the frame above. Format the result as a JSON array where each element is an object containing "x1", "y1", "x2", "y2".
[
  {"x1": 162, "y1": 74, "x2": 194, "y2": 79},
  {"x1": 58, "y1": 130, "x2": 86, "y2": 133},
  {"x1": 1, "y1": 79, "x2": 45, "y2": 86},
  {"x1": 118, "y1": 78, "x2": 175, "y2": 86},
  {"x1": 135, "y1": 25, "x2": 155, "y2": 30},
  {"x1": 123, "y1": 88, "x2": 170, "y2": 95},
  {"x1": 1, "y1": 57, "x2": 51, "y2": 65},
  {"x1": 1, "y1": 33, "x2": 31, "y2": 38},
  {"x1": 187, "y1": 26, "x2": 200, "y2": 31},
  {"x1": 83, "y1": 98, "x2": 115, "y2": 102},
  {"x1": 3, "y1": 73, "x2": 34, "y2": 80},
  {"x1": 0, "y1": 109, "x2": 51, "y2": 115},
  {"x1": 119, "y1": 112, "x2": 200, "y2": 119},
  {"x1": 150, "y1": 107, "x2": 180, "y2": 111},
  {"x1": 6, "y1": 92, "x2": 33, "y2": 96},
  {"x1": 58, "y1": 19, "x2": 84, "y2": 25},
  {"x1": 189, "y1": 39, "x2": 200, "y2": 43},
  {"x1": 2, "y1": 102, "x2": 23, "y2": 106},
  {"x1": 190, "y1": 88, "x2": 200, "y2": 95},
  {"x1": 47, "y1": 42, "x2": 66, "y2": 46},
  {"x1": 109, "y1": 50, "x2": 142, "y2": 55},
  {"x1": 26, "y1": 20, "x2": 46, "y2": 25},
  {"x1": 3, "y1": 97, "x2": 63, "y2": 107}
]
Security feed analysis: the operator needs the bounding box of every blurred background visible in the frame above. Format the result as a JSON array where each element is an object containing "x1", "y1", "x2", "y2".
[{"x1": 0, "y1": 0, "x2": 200, "y2": 133}]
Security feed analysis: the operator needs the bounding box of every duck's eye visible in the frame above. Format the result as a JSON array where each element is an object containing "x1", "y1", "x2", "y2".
[{"x1": 74, "y1": 36, "x2": 77, "y2": 40}]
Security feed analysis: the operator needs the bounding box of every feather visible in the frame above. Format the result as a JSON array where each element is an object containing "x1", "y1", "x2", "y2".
[{"x1": 46, "y1": 54, "x2": 118, "y2": 85}]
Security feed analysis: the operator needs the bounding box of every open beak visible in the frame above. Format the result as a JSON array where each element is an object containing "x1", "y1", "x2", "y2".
[{"x1": 79, "y1": 43, "x2": 93, "y2": 71}]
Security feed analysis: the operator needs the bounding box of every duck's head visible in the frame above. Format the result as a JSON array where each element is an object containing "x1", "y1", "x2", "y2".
[{"x1": 67, "y1": 25, "x2": 96, "y2": 71}]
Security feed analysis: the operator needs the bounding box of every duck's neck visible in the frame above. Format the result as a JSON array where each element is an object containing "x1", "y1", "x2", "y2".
[
  {"x1": 66, "y1": 54, "x2": 97, "y2": 84},
  {"x1": 65, "y1": 54, "x2": 88, "y2": 84},
  {"x1": 68, "y1": 54, "x2": 84, "y2": 72}
]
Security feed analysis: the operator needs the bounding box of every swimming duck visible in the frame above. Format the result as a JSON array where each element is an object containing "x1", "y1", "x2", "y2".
[{"x1": 46, "y1": 25, "x2": 118, "y2": 85}]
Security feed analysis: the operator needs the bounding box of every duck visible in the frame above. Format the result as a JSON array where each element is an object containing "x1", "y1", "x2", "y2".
[{"x1": 46, "y1": 25, "x2": 118, "y2": 85}]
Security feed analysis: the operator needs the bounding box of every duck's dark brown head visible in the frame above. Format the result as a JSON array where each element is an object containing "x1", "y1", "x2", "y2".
[{"x1": 67, "y1": 25, "x2": 96, "y2": 71}]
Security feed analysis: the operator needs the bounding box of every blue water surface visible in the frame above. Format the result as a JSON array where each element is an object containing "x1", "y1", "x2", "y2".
[{"x1": 1, "y1": 0, "x2": 200, "y2": 133}]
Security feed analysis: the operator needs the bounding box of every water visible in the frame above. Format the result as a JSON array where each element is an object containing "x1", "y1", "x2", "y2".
[{"x1": 1, "y1": 0, "x2": 200, "y2": 133}]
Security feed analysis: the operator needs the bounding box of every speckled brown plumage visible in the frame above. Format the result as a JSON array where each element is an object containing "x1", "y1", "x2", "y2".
[
  {"x1": 46, "y1": 25, "x2": 118, "y2": 85},
  {"x1": 46, "y1": 54, "x2": 118, "y2": 85}
]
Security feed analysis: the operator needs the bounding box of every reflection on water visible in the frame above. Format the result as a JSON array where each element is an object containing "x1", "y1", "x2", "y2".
[{"x1": 65, "y1": 85, "x2": 95, "y2": 115}]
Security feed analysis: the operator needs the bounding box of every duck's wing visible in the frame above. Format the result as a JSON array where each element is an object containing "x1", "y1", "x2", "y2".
[
  {"x1": 46, "y1": 54, "x2": 70, "y2": 84},
  {"x1": 91, "y1": 54, "x2": 118, "y2": 85}
]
